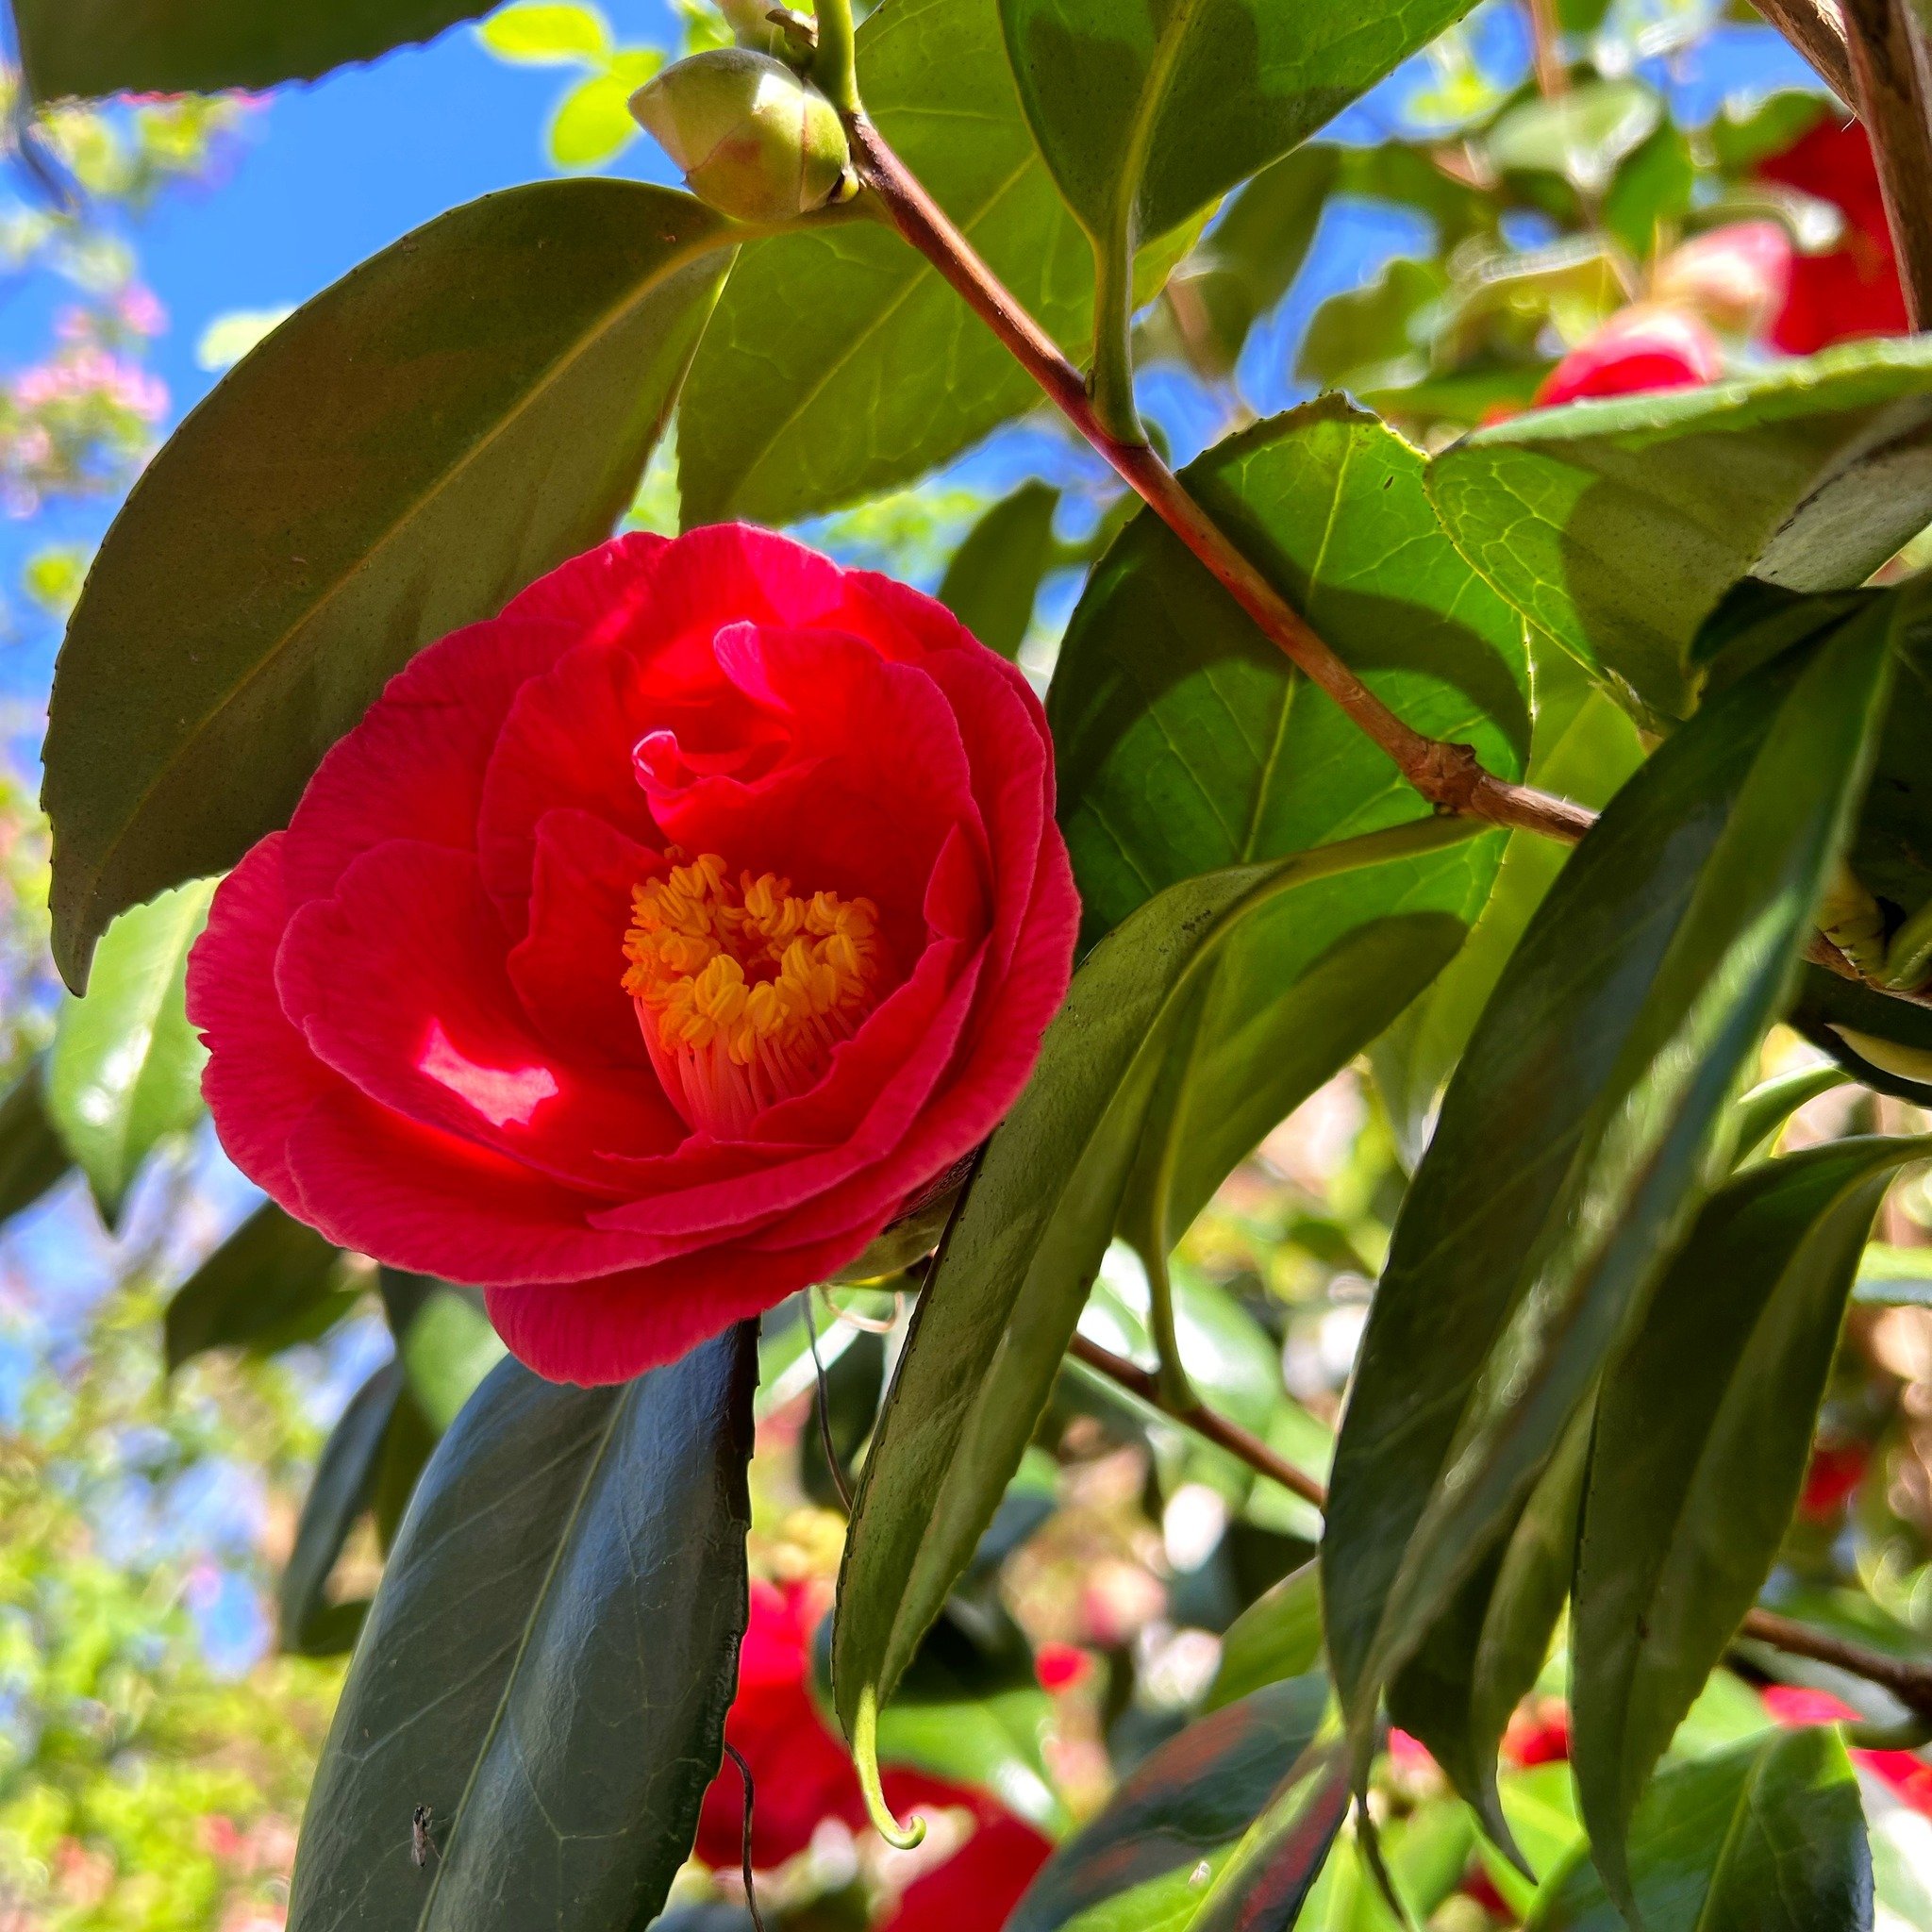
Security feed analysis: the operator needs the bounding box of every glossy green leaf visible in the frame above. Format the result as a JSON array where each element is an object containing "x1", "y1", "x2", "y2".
[
  {"x1": 1572, "y1": 1133, "x2": 1928, "y2": 1912},
  {"x1": 1387, "y1": 1410, "x2": 1589, "y2": 1861},
  {"x1": 1427, "y1": 337, "x2": 1932, "y2": 724},
  {"x1": 1208, "y1": 1561, "x2": 1324, "y2": 1711},
  {"x1": 47, "y1": 879, "x2": 215, "y2": 1223},
  {"x1": 1154, "y1": 146, "x2": 1339, "y2": 380},
  {"x1": 0, "y1": 1058, "x2": 73, "y2": 1229},
  {"x1": 998, "y1": 0, "x2": 1474, "y2": 249},
  {"x1": 166, "y1": 1203, "x2": 355, "y2": 1370},
  {"x1": 1484, "y1": 79, "x2": 1661, "y2": 193},
  {"x1": 1791, "y1": 965, "x2": 1932, "y2": 1105},
  {"x1": 677, "y1": 0, "x2": 1196, "y2": 525},
  {"x1": 1049, "y1": 398, "x2": 1528, "y2": 1229},
  {"x1": 280, "y1": 1360, "x2": 402, "y2": 1657},
  {"x1": 1010, "y1": 1676, "x2": 1330, "y2": 1932},
  {"x1": 1372, "y1": 639, "x2": 1645, "y2": 1166},
  {"x1": 833, "y1": 816, "x2": 1479, "y2": 1739},
  {"x1": 1527, "y1": 1728, "x2": 1872, "y2": 1931},
  {"x1": 15, "y1": 0, "x2": 493, "y2": 100},
  {"x1": 938, "y1": 481, "x2": 1062, "y2": 659},
  {"x1": 1187, "y1": 1724, "x2": 1350, "y2": 1932},
  {"x1": 288, "y1": 1327, "x2": 756, "y2": 1931},
  {"x1": 1728, "y1": 1061, "x2": 1850, "y2": 1168},
  {"x1": 44, "y1": 182, "x2": 731, "y2": 991},
  {"x1": 1323, "y1": 599, "x2": 1895, "y2": 1777}
]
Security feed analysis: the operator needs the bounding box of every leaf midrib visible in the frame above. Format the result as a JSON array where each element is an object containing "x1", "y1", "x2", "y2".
[
  {"x1": 1106, "y1": 0, "x2": 1209, "y2": 257},
  {"x1": 68, "y1": 221, "x2": 731, "y2": 963},
  {"x1": 415, "y1": 1383, "x2": 633, "y2": 1925}
]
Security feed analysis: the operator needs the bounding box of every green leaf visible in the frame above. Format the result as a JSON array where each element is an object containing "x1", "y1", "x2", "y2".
[
  {"x1": 938, "y1": 481, "x2": 1062, "y2": 659},
  {"x1": 1601, "y1": 123, "x2": 1694, "y2": 261},
  {"x1": 287, "y1": 1327, "x2": 757, "y2": 1932},
  {"x1": 1049, "y1": 398, "x2": 1528, "y2": 1227},
  {"x1": 1727, "y1": 1061, "x2": 1850, "y2": 1168},
  {"x1": 476, "y1": 1, "x2": 610, "y2": 62},
  {"x1": 1484, "y1": 79, "x2": 1661, "y2": 194},
  {"x1": 1526, "y1": 1728, "x2": 1871, "y2": 1931},
  {"x1": 1387, "y1": 1410, "x2": 1589, "y2": 1862},
  {"x1": 47, "y1": 879, "x2": 216, "y2": 1223},
  {"x1": 549, "y1": 67, "x2": 653, "y2": 167},
  {"x1": 1844, "y1": 595, "x2": 1932, "y2": 954},
  {"x1": 0, "y1": 1058, "x2": 73, "y2": 1229},
  {"x1": 1009, "y1": 1676, "x2": 1331, "y2": 1932},
  {"x1": 44, "y1": 182, "x2": 732, "y2": 991},
  {"x1": 1208, "y1": 1561, "x2": 1324, "y2": 1711},
  {"x1": 1295, "y1": 258, "x2": 1445, "y2": 393},
  {"x1": 280, "y1": 1360, "x2": 402, "y2": 1657},
  {"x1": 1155, "y1": 145, "x2": 1339, "y2": 380},
  {"x1": 997, "y1": 0, "x2": 1475, "y2": 250},
  {"x1": 833, "y1": 817, "x2": 1479, "y2": 1739},
  {"x1": 1322, "y1": 596, "x2": 1896, "y2": 1776},
  {"x1": 678, "y1": 0, "x2": 1167, "y2": 526},
  {"x1": 1571, "y1": 1133, "x2": 1927, "y2": 1913},
  {"x1": 166, "y1": 1203, "x2": 355, "y2": 1370},
  {"x1": 16, "y1": 0, "x2": 495, "y2": 98},
  {"x1": 1791, "y1": 966, "x2": 1932, "y2": 1104},
  {"x1": 1427, "y1": 338, "x2": 1932, "y2": 724},
  {"x1": 396, "y1": 1282, "x2": 508, "y2": 1433},
  {"x1": 1371, "y1": 638, "x2": 1645, "y2": 1166}
]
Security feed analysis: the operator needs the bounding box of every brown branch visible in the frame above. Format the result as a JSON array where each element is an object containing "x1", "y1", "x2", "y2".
[
  {"x1": 1841, "y1": 0, "x2": 1932, "y2": 327},
  {"x1": 1068, "y1": 1334, "x2": 1932, "y2": 1725},
  {"x1": 1524, "y1": 0, "x2": 1569, "y2": 97},
  {"x1": 1069, "y1": 1334, "x2": 1328, "y2": 1509},
  {"x1": 842, "y1": 113, "x2": 1598, "y2": 851},
  {"x1": 1755, "y1": 0, "x2": 1858, "y2": 108}
]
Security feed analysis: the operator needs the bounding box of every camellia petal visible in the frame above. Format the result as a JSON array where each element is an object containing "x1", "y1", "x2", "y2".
[{"x1": 189, "y1": 525, "x2": 1077, "y2": 1384}]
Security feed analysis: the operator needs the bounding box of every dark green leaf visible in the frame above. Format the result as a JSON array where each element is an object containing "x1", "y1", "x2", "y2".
[
  {"x1": 1728, "y1": 1062, "x2": 1851, "y2": 1168},
  {"x1": 801, "y1": 1325, "x2": 885, "y2": 1512},
  {"x1": 1155, "y1": 146, "x2": 1340, "y2": 379},
  {"x1": 0, "y1": 1058, "x2": 73, "y2": 1229},
  {"x1": 1295, "y1": 258, "x2": 1445, "y2": 392},
  {"x1": 15, "y1": 0, "x2": 492, "y2": 101},
  {"x1": 1427, "y1": 338, "x2": 1932, "y2": 723},
  {"x1": 280, "y1": 1360, "x2": 403, "y2": 1657},
  {"x1": 1572, "y1": 1134, "x2": 1927, "y2": 1912},
  {"x1": 45, "y1": 182, "x2": 731, "y2": 990},
  {"x1": 938, "y1": 481, "x2": 1061, "y2": 659},
  {"x1": 1208, "y1": 1561, "x2": 1324, "y2": 1711},
  {"x1": 47, "y1": 879, "x2": 214, "y2": 1221},
  {"x1": 833, "y1": 817, "x2": 1478, "y2": 1740},
  {"x1": 1387, "y1": 1410, "x2": 1589, "y2": 1862},
  {"x1": 997, "y1": 0, "x2": 1473, "y2": 263},
  {"x1": 1186, "y1": 1725, "x2": 1350, "y2": 1932},
  {"x1": 1526, "y1": 1728, "x2": 1872, "y2": 1931},
  {"x1": 679, "y1": 0, "x2": 1100, "y2": 526},
  {"x1": 1049, "y1": 397, "x2": 1528, "y2": 1226},
  {"x1": 1372, "y1": 639, "x2": 1645, "y2": 1166},
  {"x1": 1322, "y1": 598, "x2": 1895, "y2": 1775},
  {"x1": 166, "y1": 1203, "x2": 355, "y2": 1370},
  {"x1": 287, "y1": 1327, "x2": 757, "y2": 1931},
  {"x1": 1010, "y1": 1676, "x2": 1331, "y2": 1932},
  {"x1": 1844, "y1": 593, "x2": 1932, "y2": 961},
  {"x1": 1791, "y1": 966, "x2": 1932, "y2": 1105}
]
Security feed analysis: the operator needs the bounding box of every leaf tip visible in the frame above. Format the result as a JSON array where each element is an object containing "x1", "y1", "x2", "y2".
[{"x1": 852, "y1": 1685, "x2": 925, "y2": 1850}]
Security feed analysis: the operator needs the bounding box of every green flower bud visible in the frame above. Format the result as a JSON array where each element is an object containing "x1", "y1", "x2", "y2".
[{"x1": 631, "y1": 48, "x2": 855, "y2": 225}]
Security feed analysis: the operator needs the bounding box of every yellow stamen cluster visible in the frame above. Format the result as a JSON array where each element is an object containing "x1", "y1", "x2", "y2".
[{"x1": 623, "y1": 851, "x2": 885, "y2": 1137}]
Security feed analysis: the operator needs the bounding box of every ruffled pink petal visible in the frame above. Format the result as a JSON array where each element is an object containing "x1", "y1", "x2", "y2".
[
  {"x1": 279, "y1": 609, "x2": 575, "y2": 908},
  {"x1": 484, "y1": 1234, "x2": 854, "y2": 1385},
  {"x1": 276, "y1": 841, "x2": 682, "y2": 1189},
  {"x1": 186, "y1": 834, "x2": 341, "y2": 1205},
  {"x1": 508, "y1": 810, "x2": 661, "y2": 1071}
]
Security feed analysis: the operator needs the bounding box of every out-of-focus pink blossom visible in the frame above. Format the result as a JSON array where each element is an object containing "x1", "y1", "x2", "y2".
[
  {"x1": 1654, "y1": 222, "x2": 1792, "y2": 334},
  {"x1": 1535, "y1": 305, "x2": 1725, "y2": 408}
]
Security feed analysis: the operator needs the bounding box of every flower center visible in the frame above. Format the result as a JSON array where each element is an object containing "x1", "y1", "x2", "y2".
[{"x1": 622, "y1": 851, "x2": 886, "y2": 1138}]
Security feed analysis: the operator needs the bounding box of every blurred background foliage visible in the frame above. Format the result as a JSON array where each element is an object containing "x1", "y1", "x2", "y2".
[{"x1": 0, "y1": 0, "x2": 1930, "y2": 1926}]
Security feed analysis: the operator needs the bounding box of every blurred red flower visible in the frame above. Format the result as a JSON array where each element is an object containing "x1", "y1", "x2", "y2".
[
  {"x1": 696, "y1": 1579, "x2": 1052, "y2": 1928},
  {"x1": 1535, "y1": 305, "x2": 1724, "y2": 408},
  {"x1": 1762, "y1": 1682, "x2": 1932, "y2": 1816},
  {"x1": 188, "y1": 526, "x2": 1078, "y2": 1385},
  {"x1": 1757, "y1": 118, "x2": 1909, "y2": 352},
  {"x1": 1797, "y1": 1441, "x2": 1869, "y2": 1521}
]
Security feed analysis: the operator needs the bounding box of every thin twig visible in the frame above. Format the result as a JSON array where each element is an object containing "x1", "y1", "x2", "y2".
[
  {"x1": 1754, "y1": 0, "x2": 1858, "y2": 108},
  {"x1": 1524, "y1": 0, "x2": 1568, "y2": 97},
  {"x1": 1066, "y1": 1333, "x2": 1932, "y2": 1722},
  {"x1": 722, "y1": 1743, "x2": 770, "y2": 1932},
  {"x1": 1069, "y1": 1333, "x2": 1327, "y2": 1509},
  {"x1": 1840, "y1": 0, "x2": 1932, "y2": 328},
  {"x1": 841, "y1": 112, "x2": 1598, "y2": 851},
  {"x1": 802, "y1": 1290, "x2": 855, "y2": 1513}
]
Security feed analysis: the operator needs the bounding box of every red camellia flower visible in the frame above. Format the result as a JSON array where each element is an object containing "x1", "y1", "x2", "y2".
[
  {"x1": 695, "y1": 1580, "x2": 1053, "y2": 1920},
  {"x1": 1534, "y1": 304, "x2": 1724, "y2": 408},
  {"x1": 186, "y1": 526, "x2": 1079, "y2": 1383},
  {"x1": 1757, "y1": 118, "x2": 1909, "y2": 353}
]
